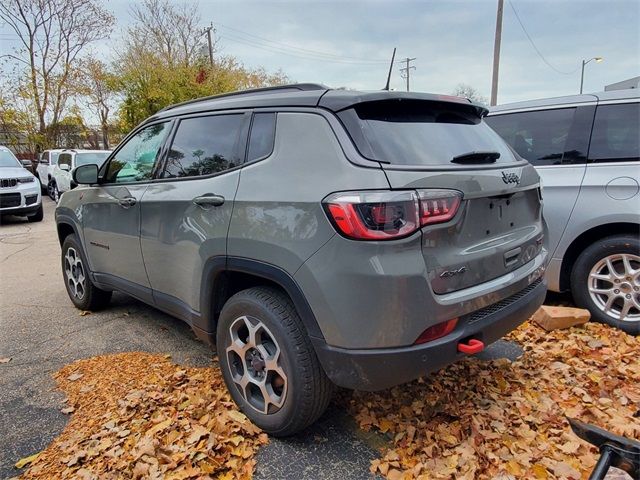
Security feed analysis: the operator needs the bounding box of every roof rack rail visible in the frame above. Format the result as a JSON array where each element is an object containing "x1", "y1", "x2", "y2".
[{"x1": 159, "y1": 83, "x2": 329, "y2": 112}]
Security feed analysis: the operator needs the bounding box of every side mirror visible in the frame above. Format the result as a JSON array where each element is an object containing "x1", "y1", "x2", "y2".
[
  {"x1": 72, "y1": 164, "x2": 98, "y2": 185},
  {"x1": 40, "y1": 159, "x2": 50, "y2": 165},
  {"x1": 21, "y1": 159, "x2": 32, "y2": 167},
  {"x1": 59, "y1": 163, "x2": 70, "y2": 172}
]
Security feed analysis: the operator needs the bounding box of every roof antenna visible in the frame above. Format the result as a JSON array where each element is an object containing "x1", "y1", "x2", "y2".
[{"x1": 383, "y1": 47, "x2": 396, "y2": 91}]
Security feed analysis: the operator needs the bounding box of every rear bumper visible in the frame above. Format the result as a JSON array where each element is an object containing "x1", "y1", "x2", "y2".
[{"x1": 312, "y1": 277, "x2": 546, "y2": 391}]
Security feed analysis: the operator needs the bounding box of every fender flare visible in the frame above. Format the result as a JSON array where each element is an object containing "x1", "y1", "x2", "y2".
[{"x1": 196, "y1": 256, "x2": 325, "y2": 341}]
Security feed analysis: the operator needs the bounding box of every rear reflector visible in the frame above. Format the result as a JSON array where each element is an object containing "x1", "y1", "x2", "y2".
[
  {"x1": 414, "y1": 318, "x2": 458, "y2": 344},
  {"x1": 323, "y1": 189, "x2": 462, "y2": 240}
]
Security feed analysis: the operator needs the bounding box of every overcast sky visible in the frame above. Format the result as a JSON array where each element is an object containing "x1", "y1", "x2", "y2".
[{"x1": 2, "y1": 0, "x2": 639, "y2": 105}]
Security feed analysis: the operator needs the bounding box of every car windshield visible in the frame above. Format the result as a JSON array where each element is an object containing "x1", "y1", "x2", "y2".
[
  {"x1": 75, "y1": 152, "x2": 110, "y2": 167},
  {"x1": 0, "y1": 149, "x2": 21, "y2": 167}
]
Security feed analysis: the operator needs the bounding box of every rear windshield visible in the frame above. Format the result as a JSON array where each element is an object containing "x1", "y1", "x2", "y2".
[
  {"x1": 76, "y1": 152, "x2": 110, "y2": 167},
  {"x1": 338, "y1": 100, "x2": 517, "y2": 166}
]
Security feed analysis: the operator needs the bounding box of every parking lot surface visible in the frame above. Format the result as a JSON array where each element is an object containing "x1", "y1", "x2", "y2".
[{"x1": 0, "y1": 198, "x2": 522, "y2": 480}]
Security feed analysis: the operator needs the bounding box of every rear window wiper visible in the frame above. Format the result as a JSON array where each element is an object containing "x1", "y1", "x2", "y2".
[{"x1": 451, "y1": 151, "x2": 500, "y2": 165}]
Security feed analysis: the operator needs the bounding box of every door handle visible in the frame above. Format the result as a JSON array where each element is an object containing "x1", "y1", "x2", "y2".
[
  {"x1": 193, "y1": 194, "x2": 225, "y2": 208},
  {"x1": 118, "y1": 196, "x2": 137, "y2": 208}
]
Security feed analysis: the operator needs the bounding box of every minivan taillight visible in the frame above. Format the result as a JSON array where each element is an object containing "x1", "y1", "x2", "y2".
[{"x1": 323, "y1": 189, "x2": 462, "y2": 240}]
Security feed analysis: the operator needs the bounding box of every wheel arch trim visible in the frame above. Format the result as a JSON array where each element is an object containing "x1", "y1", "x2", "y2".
[
  {"x1": 559, "y1": 221, "x2": 640, "y2": 291},
  {"x1": 196, "y1": 256, "x2": 325, "y2": 342}
]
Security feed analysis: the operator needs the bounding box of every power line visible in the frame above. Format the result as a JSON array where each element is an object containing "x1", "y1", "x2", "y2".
[
  {"x1": 214, "y1": 22, "x2": 388, "y2": 64},
  {"x1": 507, "y1": 0, "x2": 580, "y2": 75},
  {"x1": 221, "y1": 31, "x2": 390, "y2": 65}
]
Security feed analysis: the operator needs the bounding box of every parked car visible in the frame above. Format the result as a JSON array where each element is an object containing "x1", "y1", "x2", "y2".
[
  {"x1": 36, "y1": 149, "x2": 65, "y2": 194},
  {"x1": 56, "y1": 84, "x2": 547, "y2": 435},
  {"x1": 486, "y1": 89, "x2": 639, "y2": 334},
  {"x1": 0, "y1": 145, "x2": 43, "y2": 222},
  {"x1": 49, "y1": 149, "x2": 111, "y2": 202}
]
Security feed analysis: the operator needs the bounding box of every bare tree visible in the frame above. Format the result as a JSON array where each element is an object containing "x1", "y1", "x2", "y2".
[
  {"x1": 452, "y1": 84, "x2": 489, "y2": 106},
  {"x1": 0, "y1": 0, "x2": 115, "y2": 149},
  {"x1": 128, "y1": 0, "x2": 208, "y2": 68}
]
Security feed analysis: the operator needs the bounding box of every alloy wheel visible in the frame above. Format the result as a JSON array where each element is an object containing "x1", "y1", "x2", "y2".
[
  {"x1": 225, "y1": 315, "x2": 287, "y2": 414},
  {"x1": 64, "y1": 247, "x2": 86, "y2": 300},
  {"x1": 588, "y1": 253, "x2": 640, "y2": 322}
]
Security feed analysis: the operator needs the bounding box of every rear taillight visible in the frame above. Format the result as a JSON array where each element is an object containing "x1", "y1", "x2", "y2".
[
  {"x1": 414, "y1": 318, "x2": 458, "y2": 344},
  {"x1": 417, "y1": 190, "x2": 462, "y2": 226},
  {"x1": 323, "y1": 189, "x2": 462, "y2": 240},
  {"x1": 324, "y1": 190, "x2": 419, "y2": 240}
]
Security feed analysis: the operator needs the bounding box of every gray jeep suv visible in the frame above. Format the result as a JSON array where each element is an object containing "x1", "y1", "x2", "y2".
[
  {"x1": 56, "y1": 84, "x2": 547, "y2": 435},
  {"x1": 487, "y1": 90, "x2": 639, "y2": 334}
]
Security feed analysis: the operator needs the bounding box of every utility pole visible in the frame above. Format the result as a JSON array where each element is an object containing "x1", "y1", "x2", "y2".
[
  {"x1": 203, "y1": 23, "x2": 215, "y2": 67},
  {"x1": 490, "y1": 0, "x2": 504, "y2": 106},
  {"x1": 399, "y1": 57, "x2": 416, "y2": 92}
]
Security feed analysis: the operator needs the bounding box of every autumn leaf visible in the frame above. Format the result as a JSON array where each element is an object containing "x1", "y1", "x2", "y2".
[
  {"x1": 15, "y1": 452, "x2": 39, "y2": 469},
  {"x1": 0, "y1": 357, "x2": 11, "y2": 363},
  {"x1": 79, "y1": 310, "x2": 91, "y2": 316}
]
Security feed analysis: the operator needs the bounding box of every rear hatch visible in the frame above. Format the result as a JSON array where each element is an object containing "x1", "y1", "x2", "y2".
[{"x1": 335, "y1": 97, "x2": 544, "y2": 294}]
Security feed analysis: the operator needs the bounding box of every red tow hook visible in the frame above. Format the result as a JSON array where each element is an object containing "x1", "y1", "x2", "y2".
[{"x1": 457, "y1": 338, "x2": 485, "y2": 354}]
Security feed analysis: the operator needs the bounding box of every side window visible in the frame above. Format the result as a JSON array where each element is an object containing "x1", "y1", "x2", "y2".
[
  {"x1": 58, "y1": 153, "x2": 72, "y2": 168},
  {"x1": 589, "y1": 103, "x2": 639, "y2": 163},
  {"x1": 50, "y1": 152, "x2": 60, "y2": 166},
  {"x1": 104, "y1": 123, "x2": 170, "y2": 183},
  {"x1": 486, "y1": 108, "x2": 577, "y2": 166},
  {"x1": 162, "y1": 114, "x2": 244, "y2": 178},
  {"x1": 247, "y1": 113, "x2": 276, "y2": 162}
]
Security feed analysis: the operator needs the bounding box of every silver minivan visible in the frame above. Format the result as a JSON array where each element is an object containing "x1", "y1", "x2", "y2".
[{"x1": 487, "y1": 90, "x2": 639, "y2": 334}]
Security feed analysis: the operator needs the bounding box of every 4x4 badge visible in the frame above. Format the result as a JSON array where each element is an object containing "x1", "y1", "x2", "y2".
[
  {"x1": 502, "y1": 171, "x2": 521, "y2": 185},
  {"x1": 440, "y1": 266, "x2": 467, "y2": 278}
]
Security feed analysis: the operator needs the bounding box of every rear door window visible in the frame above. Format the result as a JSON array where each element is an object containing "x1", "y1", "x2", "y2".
[
  {"x1": 247, "y1": 113, "x2": 276, "y2": 162},
  {"x1": 486, "y1": 108, "x2": 577, "y2": 166},
  {"x1": 58, "y1": 153, "x2": 72, "y2": 169},
  {"x1": 338, "y1": 100, "x2": 516, "y2": 167},
  {"x1": 589, "y1": 103, "x2": 639, "y2": 163},
  {"x1": 162, "y1": 114, "x2": 245, "y2": 178}
]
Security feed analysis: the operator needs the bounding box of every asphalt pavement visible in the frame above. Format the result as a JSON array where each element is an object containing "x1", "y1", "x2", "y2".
[{"x1": 0, "y1": 198, "x2": 522, "y2": 480}]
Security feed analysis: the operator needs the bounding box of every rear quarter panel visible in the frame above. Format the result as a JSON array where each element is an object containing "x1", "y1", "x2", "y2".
[
  {"x1": 554, "y1": 162, "x2": 640, "y2": 261},
  {"x1": 227, "y1": 111, "x2": 390, "y2": 275}
]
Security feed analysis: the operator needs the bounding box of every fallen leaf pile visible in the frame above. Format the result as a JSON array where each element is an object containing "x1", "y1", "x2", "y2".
[
  {"x1": 21, "y1": 353, "x2": 267, "y2": 479},
  {"x1": 342, "y1": 321, "x2": 639, "y2": 480}
]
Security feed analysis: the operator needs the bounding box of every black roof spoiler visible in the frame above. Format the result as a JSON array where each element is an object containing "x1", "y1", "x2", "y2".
[{"x1": 318, "y1": 90, "x2": 489, "y2": 117}]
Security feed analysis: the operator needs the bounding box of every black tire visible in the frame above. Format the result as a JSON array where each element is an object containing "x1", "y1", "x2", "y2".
[
  {"x1": 217, "y1": 286, "x2": 333, "y2": 436},
  {"x1": 27, "y1": 204, "x2": 44, "y2": 222},
  {"x1": 48, "y1": 181, "x2": 56, "y2": 201},
  {"x1": 61, "y1": 234, "x2": 112, "y2": 311},
  {"x1": 570, "y1": 234, "x2": 640, "y2": 335}
]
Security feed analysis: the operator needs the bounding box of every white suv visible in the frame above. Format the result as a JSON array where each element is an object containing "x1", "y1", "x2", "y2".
[
  {"x1": 36, "y1": 149, "x2": 65, "y2": 194},
  {"x1": 49, "y1": 149, "x2": 111, "y2": 202},
  {"x1": 0, "y1": 145, "x2": 43, "y2": 222}
]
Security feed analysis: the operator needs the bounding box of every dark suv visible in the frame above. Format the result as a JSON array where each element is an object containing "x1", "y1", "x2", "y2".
[{"x1": 56, "y1": 84, "x2": 547, "y2": 435}]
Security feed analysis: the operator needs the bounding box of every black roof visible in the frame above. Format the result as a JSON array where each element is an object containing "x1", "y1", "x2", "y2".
[{"x1": 150, "y1": 83, "x2": 487, "y2": 121}]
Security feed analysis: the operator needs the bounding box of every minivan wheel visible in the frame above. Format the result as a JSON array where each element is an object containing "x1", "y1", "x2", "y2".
[
  {"x1": 217, "y1": 287, "x2": 333, "y2": 436},
  {"x1": 571, "y1": 235, "x2": 640, "y2": 335},
  {"x1": 61, "y1": 234, "x2": 112, "y2": 311}
]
